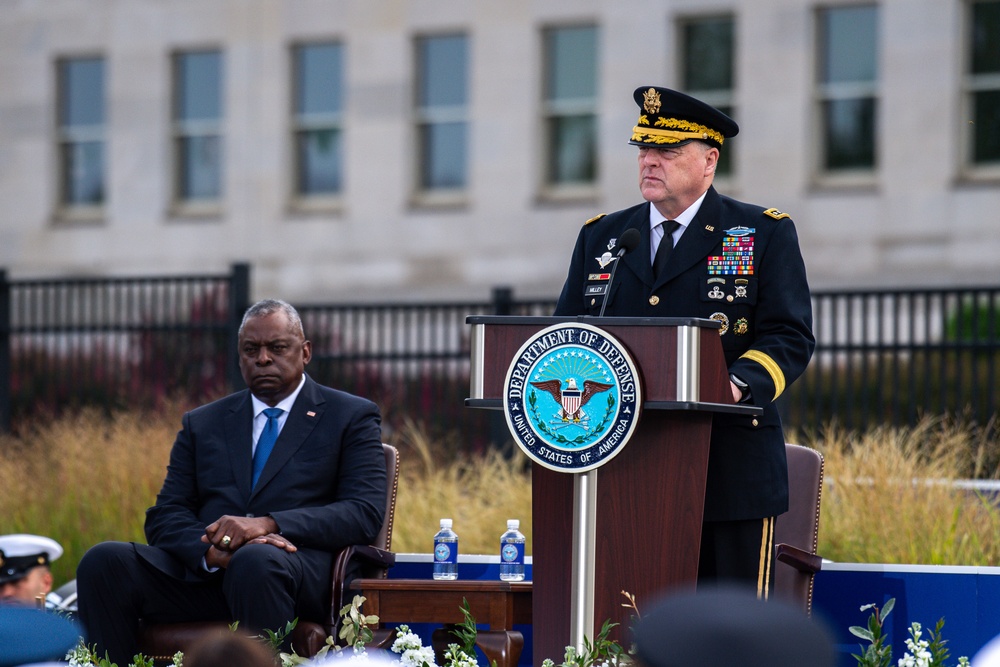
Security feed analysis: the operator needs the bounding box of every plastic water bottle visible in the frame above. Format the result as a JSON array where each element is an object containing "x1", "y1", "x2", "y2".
[
  {"x1": 499, "y1": 519, "x2": 526, "y2": 581},
  {"x1": 432, "y1": 518, "x2": 458, "y2": 580}
]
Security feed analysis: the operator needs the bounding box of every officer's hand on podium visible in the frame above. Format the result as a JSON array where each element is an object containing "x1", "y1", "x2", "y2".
[{"x1": 730, "y1": 380, "x2": 742, "y2": 403}]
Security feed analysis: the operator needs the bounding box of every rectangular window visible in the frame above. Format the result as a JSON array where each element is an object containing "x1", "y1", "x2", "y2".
[
  {"x1": 57, "y1": 57, "x2": 105, "y2": 207},
  {"x1": 415, "y1": 34, "x2": 469, "y2": 192},
  {"x1": 966, "y1": 0, "x2": 1000, "y2": 166},
  {"x1": 816, "y1": 5, "x2": 879, "y2": 173},
  {"x1": 543, "y1": 25, "x2": 599, "y2": 187},
  {"x1": 293, "y1": 42, "x2": 344, "y2": 197},
  {"x1": 679, "y1": 15, "x2": 736, "y2": 176},
  {"x1": 173, "y1": 50, "x2": 223, "y2": 204}
]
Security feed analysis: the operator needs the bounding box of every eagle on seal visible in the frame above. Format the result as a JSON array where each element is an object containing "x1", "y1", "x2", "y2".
[{"x1": 530, "y1": 377, "x2": 613, "y2": 422}]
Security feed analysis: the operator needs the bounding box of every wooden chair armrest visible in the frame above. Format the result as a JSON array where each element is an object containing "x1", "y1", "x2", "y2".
[
  {"x1": 775, "y1": 543, "x2": 822, "y2": 574},
  {"x1": 329, "y1": 545, "x2": 397, "y2": 630},
  {"x1": 346, "y1": 545, "x2": 396, "y2": 570}
]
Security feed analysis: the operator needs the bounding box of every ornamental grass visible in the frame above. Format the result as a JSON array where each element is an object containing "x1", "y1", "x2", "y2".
[{"x1": 0, "y1": 410, "x2": 998, "y2": 587}]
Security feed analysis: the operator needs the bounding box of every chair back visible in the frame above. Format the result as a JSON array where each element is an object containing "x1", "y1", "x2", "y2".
[
  {"x1": 375, "y1": 443, "x2": 399, "y2": 552},
  {"x1": 773, "y1": 443, "x2": 824, "y2": 612}
]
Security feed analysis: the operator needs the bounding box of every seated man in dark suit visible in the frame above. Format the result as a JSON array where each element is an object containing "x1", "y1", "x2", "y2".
[{"x1": 77, "y1": 298, "x2": 387, "y2": 665}]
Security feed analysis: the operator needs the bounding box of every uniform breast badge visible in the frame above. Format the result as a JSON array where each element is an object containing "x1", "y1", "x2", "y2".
[
  {"x1": 734, "y1": 278, "x2": 749, "y2": 299},
  {"x1": 595, "y1": 252, "x2": 618, "y2": 269},
  {"x1": 709, "y1": 312, "x2": 730, "y2": 336}
]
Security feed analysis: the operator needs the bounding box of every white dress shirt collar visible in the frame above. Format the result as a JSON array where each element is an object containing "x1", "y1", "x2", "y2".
[
  {"x1": 647, "y1": 189, "x2": 709, "y2": 236},
  {"x1": 648, "y1": 190, "x2": 709, "y2": 262},
  {"x1": 251, "y1": 373, "x2": 305, "y2": 417}
]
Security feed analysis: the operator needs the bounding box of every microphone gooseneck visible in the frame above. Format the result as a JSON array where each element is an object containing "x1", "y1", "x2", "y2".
[{"x1": 598, "y1": 228, "x2": 641, "y2": 317}]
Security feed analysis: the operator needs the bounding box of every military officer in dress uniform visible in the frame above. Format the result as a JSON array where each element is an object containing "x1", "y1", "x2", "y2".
[
  {"x1": 0, "y1": 534, "x2": 64, "y2": 608},
  {"x1": 554, "y1": 86, "x2": 815, "y2": 596}
]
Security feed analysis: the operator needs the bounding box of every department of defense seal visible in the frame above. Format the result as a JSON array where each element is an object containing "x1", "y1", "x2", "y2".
[{"x1": 503, "y1": 323, "x2": 643, "y2": 473}]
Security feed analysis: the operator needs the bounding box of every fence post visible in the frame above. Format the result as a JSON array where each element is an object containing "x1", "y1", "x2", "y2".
[
  {"x1": 227, "y1": 263, "x2": 251, "y2": 393},
  {"x1": 0, "y1": 269, "x2": 9, "y2": 433},
  {"x1": 492, "y1": 286, "x2": 514, "y2": 315}
]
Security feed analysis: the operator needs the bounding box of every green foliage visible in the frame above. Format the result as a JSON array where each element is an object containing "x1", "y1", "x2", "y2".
[
  {"x1": 849, "y1": 598, "x2": 970, "y2": 667},
  {"x1": 68, "y1": 595, "x2": 374, "y2": 667},
  {"x1": 849, "y1": 598, "x2": 894, "y2": 667},
  {"x1": 540, "y1": 620, "x2": 628, "y2": 667},
  {"x1": 261, "y1": 618, "x2": 298, "y2": 652},
  {"x1": 67, "y1": 640, "x2": 182, "y2": 667},
  {"x1": 449, "y1": 598, "x2": 480, "y2": 657},
  {"x1": 944, "y1": 296, "x2": 1000, "y2": 343},
  {"x1": 338, "y1": 595, "x2": 378, "y2": 649}
]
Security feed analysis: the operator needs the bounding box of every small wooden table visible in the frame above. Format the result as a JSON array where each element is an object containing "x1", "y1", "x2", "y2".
[{"x1": 350, "y1": 578, "x2": 533, "y2": 667}]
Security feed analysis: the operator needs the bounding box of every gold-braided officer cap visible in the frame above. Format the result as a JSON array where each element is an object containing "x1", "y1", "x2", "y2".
[{"x1": 629, "y1": 86, "x2": 739, "y2": 150}]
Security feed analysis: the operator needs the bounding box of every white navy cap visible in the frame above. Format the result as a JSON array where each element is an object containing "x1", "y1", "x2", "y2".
[{"x1": 0, "y1": 534, "x2": 63, "y2": 585}]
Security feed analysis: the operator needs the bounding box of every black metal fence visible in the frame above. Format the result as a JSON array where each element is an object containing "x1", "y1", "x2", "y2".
[
  {"x1": 781, "y1": 286, "x2": 1000, "y2": 433},
  {"x1": 0, "y1": 264, "x2": 250, "y2": 431},
  {"x1": 1, "y1": 265, "x2": 998, "y2": 440},
  {"x1": 297, "y1": 290, "x2": 554, "y2": 449}
]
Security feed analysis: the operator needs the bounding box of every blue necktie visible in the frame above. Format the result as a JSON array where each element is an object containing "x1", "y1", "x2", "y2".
[{"x1": 252, "y1": 407, "x2": 283, "y2": 488}]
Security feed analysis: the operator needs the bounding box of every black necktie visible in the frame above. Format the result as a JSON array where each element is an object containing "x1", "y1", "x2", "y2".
[{"x1": 653, "y1": 220, "x2": 680, "y2": 279}]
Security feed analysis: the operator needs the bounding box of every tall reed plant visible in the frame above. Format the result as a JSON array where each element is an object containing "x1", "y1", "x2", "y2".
[
  {"x1": 389, "y1": 418, "x2": 533, "y2": 554},
  {"x1": 805, "y1": 418, "x2": 1000, "y2": 565},
  {"x1": 0, "y1": 408, "x2": 177, "y2": 585},
  {"x1": 2, "y1": 411, "x2": 998, "y2": 588}
]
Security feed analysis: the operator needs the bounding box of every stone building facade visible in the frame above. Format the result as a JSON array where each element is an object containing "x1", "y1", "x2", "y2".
[{"x1": 1, "y1": 0, "x2": 998, "y2": 302}]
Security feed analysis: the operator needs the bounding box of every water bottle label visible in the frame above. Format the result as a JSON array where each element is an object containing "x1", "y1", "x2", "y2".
[
  {"x1": 501, "y1": 542, "x2": 524, "y2": 564},
  {"x1": 434, "y1": 541, "x2": 457, "y2": 564}
]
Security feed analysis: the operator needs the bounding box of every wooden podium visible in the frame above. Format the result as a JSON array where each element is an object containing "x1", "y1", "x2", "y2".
[{"x1": 466, "y1": 316, "x2": 759, "y2": 665}]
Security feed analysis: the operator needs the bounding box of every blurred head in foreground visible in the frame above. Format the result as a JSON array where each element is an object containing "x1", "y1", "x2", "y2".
[
  {"x1": 183, "y1": 631, "x2": 278, "y2": 667},
  {"x1": 633, "y1": 586, "x2": 835, "y2": 667}
]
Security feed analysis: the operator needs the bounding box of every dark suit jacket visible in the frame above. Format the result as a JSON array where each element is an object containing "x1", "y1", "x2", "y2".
[
  {"x1": 555, "y1": 187, "x2": 814, "y2": 520},
  {"x1": 138, "y1": 375, "x2": 386, "y2": 585}
]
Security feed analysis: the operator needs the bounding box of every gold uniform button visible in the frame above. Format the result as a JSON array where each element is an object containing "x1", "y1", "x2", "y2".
[
  {"x1": 727, "y1": 295, "x2": 734, "y2": 302},
  {"x1": 752, "y1": 418, "x2": 759, "y2": 427},
  {"x1": 590, "y1": 298, "x2": 596, "y2": 306},
  {"x1": 649, "y1": 295, "x2": 660, "y2": 306}
]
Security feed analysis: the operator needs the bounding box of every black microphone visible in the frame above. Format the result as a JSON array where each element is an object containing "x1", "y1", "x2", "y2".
[
  {"x1": 598, "y1": 228, "x2": 640, "y2": 317},
  {"x1": 614, "y1": 228, "x2": 641, "y2": 256}
]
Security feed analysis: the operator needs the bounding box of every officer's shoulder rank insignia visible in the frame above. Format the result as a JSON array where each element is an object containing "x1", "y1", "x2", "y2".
[
  {"x1": 763, "y1": 207, "x2": 790, "y2": 220},
  {"x1": 585, "y1": 213, "x2": 607, "y2": 225}
]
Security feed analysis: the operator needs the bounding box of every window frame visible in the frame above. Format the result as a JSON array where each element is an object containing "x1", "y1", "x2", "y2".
[
  {"x1": 170, "y1": 48, "x2": 224, "y2": 217},
  {"x1": 960, "y1": 0, "x2": 1000, "y2": 180},
  {"x1": 411, "y1": 31, "x2": 470, "y2": 208},
  {"x1": 538, "y1": 23, "x2": 600, "y2": 202},
  {"x1": 54, "y1": 55, "x2": 106, "y2": 222},
  {"x1": 289, "y1": 40, "x2": 347, "y2": 212},
  {"x1": 812, "y1": 3, "x2": 880, "y2": 187},
  {"x1": 676, "y1": 13, "x2": 738, "y2": 180}
]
